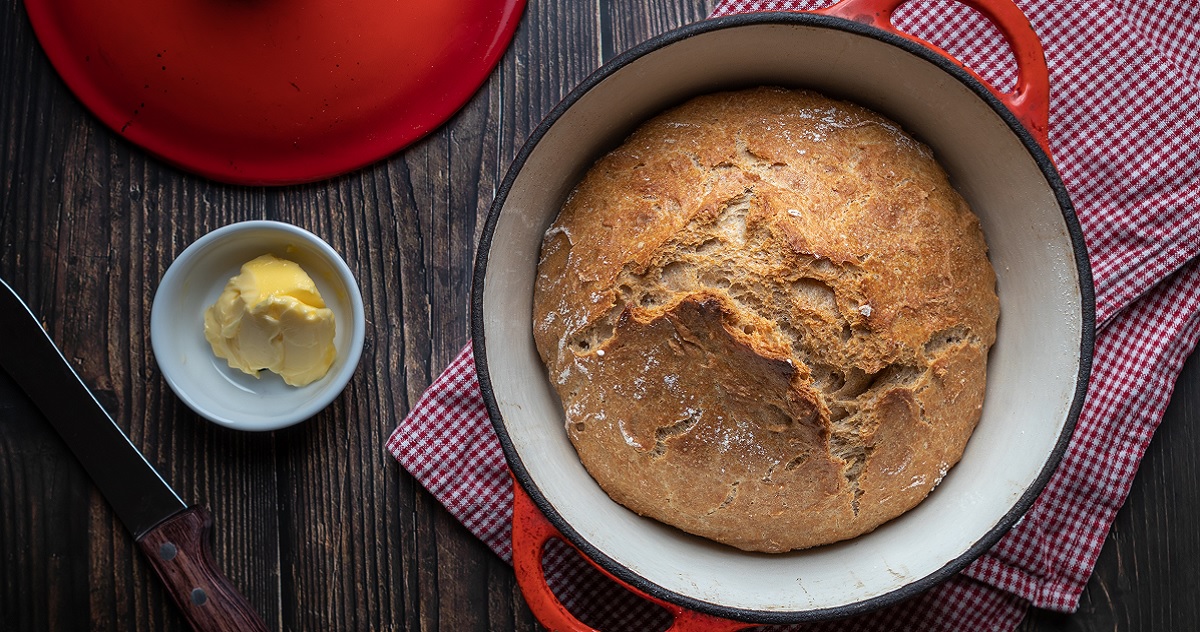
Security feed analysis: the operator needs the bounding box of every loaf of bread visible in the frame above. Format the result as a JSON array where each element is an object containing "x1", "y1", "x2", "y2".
[{"x1": 532, "y1": 87, "x2": 999, "y2": 552}]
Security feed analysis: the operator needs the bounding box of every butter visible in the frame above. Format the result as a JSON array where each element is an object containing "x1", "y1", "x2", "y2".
[{"x1": 204, "y1": 254, "x2": 336, "y2": 386}]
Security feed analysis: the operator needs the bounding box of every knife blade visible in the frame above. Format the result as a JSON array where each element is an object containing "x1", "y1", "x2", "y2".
[{"x1": 0, "y1": 278, "x2": 267, "y2": 632}]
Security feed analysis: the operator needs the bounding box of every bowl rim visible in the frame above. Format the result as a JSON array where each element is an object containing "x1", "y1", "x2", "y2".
[
  {"x1": 472, "y1": 11, "x2": 1096, "y2": 623},
  {"x1": 151, "y1": 219, "x2": 366, "y2": 432}
]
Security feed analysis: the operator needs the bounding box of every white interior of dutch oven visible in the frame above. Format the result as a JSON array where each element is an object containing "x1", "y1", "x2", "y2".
[{"x1": 481, "y1": 21, "x2": 1084, "y2": 615}]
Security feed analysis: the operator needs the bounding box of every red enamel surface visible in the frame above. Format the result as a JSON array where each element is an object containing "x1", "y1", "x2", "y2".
[
  {"x1": 24, "y1": 0, "x2": 526, "y2": 185},
  {"x1": 512, "y1": 481, "x2": 750, "y2": 632},
  {"x1": 815, "y1": 0, "x2": 1053, "y2": 158}
]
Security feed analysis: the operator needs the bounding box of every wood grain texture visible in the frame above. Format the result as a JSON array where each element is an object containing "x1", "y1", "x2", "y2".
[
  {"x1": 135, "y1": 507, "x2": 269, "y2": 632},
  {"x1": 0, "y1": 0, "x2": 1196, "y2": 630}
]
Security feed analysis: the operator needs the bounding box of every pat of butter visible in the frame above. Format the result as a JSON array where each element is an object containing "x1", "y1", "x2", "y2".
[{"x1": 204, "y1": 254, "x2": 336, "y2": 387}]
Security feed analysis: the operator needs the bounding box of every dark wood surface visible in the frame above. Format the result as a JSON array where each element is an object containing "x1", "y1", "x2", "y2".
[{"x1": 1, "y1": 1, "x2": 1197, "y2": 630}]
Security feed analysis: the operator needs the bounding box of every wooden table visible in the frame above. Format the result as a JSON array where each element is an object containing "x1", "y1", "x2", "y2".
[{"x1": 2, "y1": 1, "x2": 1197, "y2": 630}]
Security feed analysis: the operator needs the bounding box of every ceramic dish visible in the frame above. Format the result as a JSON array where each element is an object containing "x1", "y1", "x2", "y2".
[
  {"x1": 472, "y1": 0, "x2": 1094, "y2": 627},
  {"x1": 151, "y1": 221, "x2": 365, "y2": 431}
]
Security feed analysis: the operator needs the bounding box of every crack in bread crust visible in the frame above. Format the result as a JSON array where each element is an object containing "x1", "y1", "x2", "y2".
[{"x1": 532, "y1": 87, "x2": 999, "y2": 552}]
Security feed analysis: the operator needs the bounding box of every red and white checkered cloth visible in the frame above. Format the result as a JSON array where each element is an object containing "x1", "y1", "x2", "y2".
[{"x1": 388, "y1": 1, "x2": 1200, "y2": 629}]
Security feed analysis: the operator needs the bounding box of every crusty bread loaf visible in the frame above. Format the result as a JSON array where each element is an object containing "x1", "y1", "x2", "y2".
[{"x1": 532, "y1": 87, "x2": 999, "y2": 552}]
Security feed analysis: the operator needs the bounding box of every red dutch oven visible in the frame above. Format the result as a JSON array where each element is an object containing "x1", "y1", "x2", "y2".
[{"x1": 473, "y1": 0, "x2": 1094, "y2": 628}]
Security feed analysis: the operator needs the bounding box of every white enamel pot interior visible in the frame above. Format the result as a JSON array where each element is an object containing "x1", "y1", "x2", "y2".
[{"x1": 473, "y1": 9, "x2": 1094, "y2": 625}]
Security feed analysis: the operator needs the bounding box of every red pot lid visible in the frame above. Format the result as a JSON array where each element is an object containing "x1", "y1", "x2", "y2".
[{"x1": 24, "y1": 0, "x2": 526, "y2": 185}]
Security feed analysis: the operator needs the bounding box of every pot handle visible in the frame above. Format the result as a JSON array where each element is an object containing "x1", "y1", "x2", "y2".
[
  {"x1": 814, "y1": 0, "x2": 1052, "y2": 157},
  {"x1": 511, "y1": 481, "x2": 751, "y2": 632}
]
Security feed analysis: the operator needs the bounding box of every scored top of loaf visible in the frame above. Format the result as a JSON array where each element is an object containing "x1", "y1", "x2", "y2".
[{"x1": 532, "y1": 86, "x2": 999, "y2": 552}]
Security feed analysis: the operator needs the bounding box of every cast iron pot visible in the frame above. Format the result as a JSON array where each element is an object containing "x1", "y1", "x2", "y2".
[{"x1": 472, "y1": 0, "x2": 1095, "y2": 628}]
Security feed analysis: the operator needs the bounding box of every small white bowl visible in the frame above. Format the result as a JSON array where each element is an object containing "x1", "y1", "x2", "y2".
[{"x1": 151, "y1": 220, "x2": 365, "y2": 431}]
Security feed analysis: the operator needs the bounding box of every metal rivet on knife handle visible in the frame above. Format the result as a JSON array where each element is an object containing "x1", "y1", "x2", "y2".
[{"x1": 136, "y1": 507, "x2": 268, "y2": 631}]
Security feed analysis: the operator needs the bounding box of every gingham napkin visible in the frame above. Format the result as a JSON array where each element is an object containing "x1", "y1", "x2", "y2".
[{"x1": 387, "y1": 1, "x2": 1200, "y2": 629}]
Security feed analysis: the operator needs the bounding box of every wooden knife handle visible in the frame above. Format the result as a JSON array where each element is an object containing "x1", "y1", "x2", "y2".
[{"x1": 135, "y1": 506, "x2": 269, "y2": 632}]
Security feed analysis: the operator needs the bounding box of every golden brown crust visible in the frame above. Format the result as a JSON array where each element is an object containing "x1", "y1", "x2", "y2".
[{"x1": 532, "y1": 87, "x2": 999, "y2": 552}]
